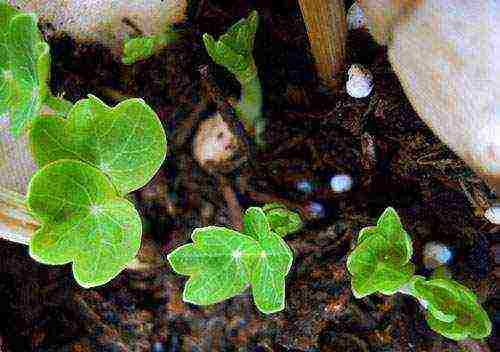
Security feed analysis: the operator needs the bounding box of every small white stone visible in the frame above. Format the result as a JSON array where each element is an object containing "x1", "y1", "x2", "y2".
[
  {"x1": 484, "y1": 205, "x2": 500, "y2": 225},
  {"x1": 423, "y1": 242, "x2": 453, "y2": 269},
  {"x1": 347, "y1": 2, "x2": 367, "y2": 31},
  {"x1": 330, "y1": 174, "x2": 353, "y2": 193},
  {"x1": 346, "y1": 64, "x2": 373, "y2": 98}
]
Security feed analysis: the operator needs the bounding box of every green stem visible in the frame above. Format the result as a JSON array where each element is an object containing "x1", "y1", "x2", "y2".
[{"x1": 235, "y1": 73, "x2": 264, "y2": 146}]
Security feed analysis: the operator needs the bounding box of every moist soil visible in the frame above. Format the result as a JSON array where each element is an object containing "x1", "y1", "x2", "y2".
[{"x1": 0, "y1": 1, "x2": 497, "y2": 351}]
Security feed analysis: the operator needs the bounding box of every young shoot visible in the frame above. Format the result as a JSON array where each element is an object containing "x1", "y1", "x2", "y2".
[
  {"x1": 347, "y1": 207, "x2": 492, "y2": 341},
  {"x1": 168, "y1": 206, "x2": 302, "y2": 314},
  {"x1": 202, "y1": 11, "x2": 264, "y2": 146},
  {"x1": 122, "y1": 28, "x2": 181, "y2": 65}
]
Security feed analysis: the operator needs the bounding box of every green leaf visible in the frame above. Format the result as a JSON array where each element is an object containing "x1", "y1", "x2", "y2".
[
  {"x1": 122, "y1": 30, "x2": 179, "y2": 65},
  {"x1": 250, "y1": 226, "x2": 293, "y2": 313},
  {"x1": 202, "y1": 10, "x2": 258, "y2": 83},
  {"x1": 243, "y1": 206, "x2": 271, "y2": 240},
  {"x1": 413, "y1": 278, "x2": 492, "y2": 340},
  {"x1": 347, "y1": 207, "x2": 414, "y2": 298},
  {"x1": 262, "y1": 203, "x2": 303, "y2": 237},
  {"x1": 168, "y1": 206, "x2": 294, "y2": 314},
  {"x1": 29, "y1": 95, "x2": 167, "y2": 195},
  {"x1": 27, "y1": 159, "x2": 142, "y2": 288},
  {"x1": 167, "y1": 226, "x2": 259, "y2": 305},
  {"x1": 0, "y1": 4, "x2": 50, "y2": 136}
]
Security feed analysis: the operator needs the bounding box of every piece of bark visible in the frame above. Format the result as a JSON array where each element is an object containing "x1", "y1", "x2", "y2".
[{"x1": 298, "y1": 0, "x2": 347, "y2": 91}]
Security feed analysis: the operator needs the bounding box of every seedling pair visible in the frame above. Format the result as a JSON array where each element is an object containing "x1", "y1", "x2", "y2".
[{"x1": 347, "y1": 207, "x2": 492, "y2": 340}]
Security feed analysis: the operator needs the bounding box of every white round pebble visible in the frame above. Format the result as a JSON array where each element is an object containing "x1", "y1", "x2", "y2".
[
  {"x1": 347, "y1": 2, "x2": 367, "y2": 31},
  {"x1": 307, "y1": 201, "x2": 325, "y2": 219},
  {"x1": 346, "y1": 64, "x2": 373, "y2": 98},
  {"x1": 484, "y1": 205, "x2": 500, "y2": 225},
  {"x1": 423, "y1": 242, "x2": 453, "y2": 269},
  {"x1": 330, "y1": 174, "x2": 353, "y2": 193}
]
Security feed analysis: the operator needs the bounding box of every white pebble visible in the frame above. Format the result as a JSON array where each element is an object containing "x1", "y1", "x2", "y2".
[
  {"x1": 330, "y1": 174, "x2": 353, "y2": 193},
  {"x1": 423, "y1": 242, "x2": 453, "y2": 269},
  {"x1": 484, "y1": 205, "x2": 500, "y2": 225},
  {"x1": 347, "y1": 3, "x2": 367, "y2": 31},
  {"x1": 346, "y1": 64, "x2": 373, "y2": 98}
]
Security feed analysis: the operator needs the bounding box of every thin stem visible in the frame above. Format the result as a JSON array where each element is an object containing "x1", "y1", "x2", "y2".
[{"x1": 235, "y1": 74, "x2": 264, "y2": 146}]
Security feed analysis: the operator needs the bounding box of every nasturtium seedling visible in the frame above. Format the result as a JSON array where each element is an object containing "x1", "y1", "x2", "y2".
[
  {"x1": 412, "y1": 277, "x2": 492, "y2": 340},
  {"x1": 29, "y1": 94, "x2": 167, "y2": 195},
  {"x1": 168, "y1": 207, "x2": 294, "y2": 314},
  {"x1": 347, "y1": 207, "x2": 414, "y2": 298},
  {"x1": 203, "y1": 11, "x2": 264, "y2": 146},
  {"x1": 0, "y1": 2, "x2": 50, "y2": 136},
  {"x1": 262, "y1": 203, "x2": 303, "y2": 237},
  {"x1": 122, "y1": 29, "x2": 180, "y2": 65},
  {"x1": 27, "y1": 160, "x2": 142, "y2": 288},
  {"x1": 348, "y1": 207, "x2": 492, "y2": 341}
]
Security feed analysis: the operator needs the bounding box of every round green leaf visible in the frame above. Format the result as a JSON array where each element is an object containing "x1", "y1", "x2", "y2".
[
  {"x1": 27, "y1": 160, "x2": 142, "y2": 288},
  {"x1": 30, "y1": 95, "x2": 167, "y2": 195}
]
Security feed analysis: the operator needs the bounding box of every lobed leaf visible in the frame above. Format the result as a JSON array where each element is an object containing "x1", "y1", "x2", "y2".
[
  {"x1": 413, "y1": 278, "x2": 492, "y2": 340},
  {"x1": 168, "y1": 206, "x2": 294, "y2": 314},
  {"x1": 27, "y1": 160, "x2": 142, "y2": 288},
  {"x1": 167, "y1": 226, "x2": 259, "y2": 305},
  {"x1": 0, "y1": 3, "x2": 50, "y2": 136},
  {"x1": 347, "y1": 207, "x2": 414, "y2": 298},
  {"x1": 29, "y1": 95, "x2": 167, "y2": 195}
]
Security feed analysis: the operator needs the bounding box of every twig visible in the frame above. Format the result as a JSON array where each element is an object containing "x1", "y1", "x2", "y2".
[
  {"x1": 0, "y1": 186, "x2": 38, "y2": 245},
  {"x1": 216, "y1": 175, "x2": 243, "y2": 231}
]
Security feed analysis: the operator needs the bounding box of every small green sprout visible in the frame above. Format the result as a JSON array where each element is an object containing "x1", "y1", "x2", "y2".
[
  {"x1": 122, "y1": 29, "x2": 180, "y2": 65},
  {"x1": 347, "y1": 207, "x2": 492, "y2": 341},
  {"x1": 27, "y1": 95, "x2": 167, "y2": 287},
  {"x1": 168, "y1": 206, "x2": 300, "y2": 314},
  {"x1": 0, "y1": 2, "x2": 50, "y2": 136},
  {"x1": 347, "y1": 207, "x2": 414, "y2": 298},
  {"x1": 262, "y1": 202, "x2": 303, "y2": 237},
  {"x1": 203, "y1": 11, "x2": 264, "y2": 146}
]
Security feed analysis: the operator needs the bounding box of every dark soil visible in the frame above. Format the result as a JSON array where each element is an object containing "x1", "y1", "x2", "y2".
[{"x1": 0, "y1": 1, "x2": 498, "y2": 351}]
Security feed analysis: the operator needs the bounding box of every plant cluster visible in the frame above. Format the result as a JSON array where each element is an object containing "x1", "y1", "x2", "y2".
[
  {"x1": 0, "y1": 3, "x2": 167, "y2": 287},
  {"x1": 0, "y1": 3, "x2": 493, "y2": 338},
  {"x1": 347, "y1": 207, "x2": 492, "y2": 340}
]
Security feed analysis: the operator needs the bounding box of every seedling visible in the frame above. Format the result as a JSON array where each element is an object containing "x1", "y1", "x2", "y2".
[
  {"x1": 0, "y1": 3, "x2": 168, "y2": 288},
  {"x1": 203, "y1": 11, "x2": 264, "y2": 146},
  {"x1": 347, "y1": 207, "x2": 492, "y2": 341},
  {"x1": 122, "y1": 29, "x2": 180, "y2": 65},
  {"x1": 168, "y1": 206, "x2": 299, "y2": 314}
]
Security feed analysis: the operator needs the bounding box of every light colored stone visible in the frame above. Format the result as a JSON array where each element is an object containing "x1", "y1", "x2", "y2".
[
  {"x1": 9, "y1": 0, "x2": 187, "y2": 55},
  {"x1": 346, "y1": 63, "x2": 373, "y2": 98}
]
